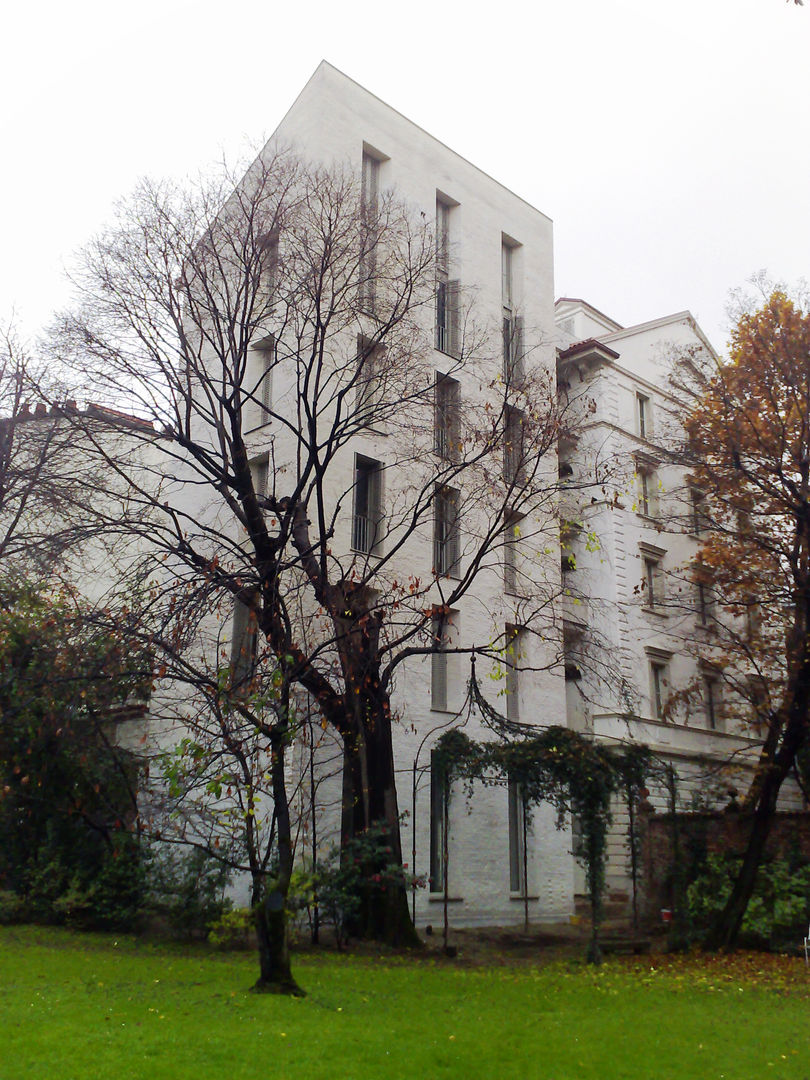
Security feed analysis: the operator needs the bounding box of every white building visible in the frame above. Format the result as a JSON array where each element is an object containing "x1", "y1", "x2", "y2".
[
  {"x1": 554, "y1": 298, "x2": 800, "y2": 902},
  {"x1": 213, "y1": 61, "x2": 575, "y2": 927},
  {"x1": 19, "y1": 63, "x2": 783, "y2": 931}
]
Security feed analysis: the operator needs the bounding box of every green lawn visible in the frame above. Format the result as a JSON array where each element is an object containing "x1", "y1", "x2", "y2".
[{"x1": 1, "y1": 926, "x2": 808, "y2": 1080}]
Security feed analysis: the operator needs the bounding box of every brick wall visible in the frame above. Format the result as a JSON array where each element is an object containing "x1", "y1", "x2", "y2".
[{"x1": 638, "y1": 807, "x2": 810, "y2": 924}]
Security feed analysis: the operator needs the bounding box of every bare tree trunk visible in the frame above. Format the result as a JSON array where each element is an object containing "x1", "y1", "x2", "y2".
[
  {"x1": 252, "y1": 728, "x2": 304, "y2": 996},
  {"x1": 343, "y1": 701, "x2": 421, "y2": 947}
]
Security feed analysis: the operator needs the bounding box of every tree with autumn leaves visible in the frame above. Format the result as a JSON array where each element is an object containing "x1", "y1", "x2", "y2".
[{"x1": 674, "y1": 287, "x2": 810, "y2": 949}]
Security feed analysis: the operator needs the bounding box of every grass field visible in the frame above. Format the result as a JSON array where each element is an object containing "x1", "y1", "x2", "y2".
[{"x1": 1, "y1": 926, "x2": 808, "y2": 1080}]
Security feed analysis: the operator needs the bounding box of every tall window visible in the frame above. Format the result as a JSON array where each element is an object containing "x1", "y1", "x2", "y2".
[
  {"x1": 434, "y1": 373, "x2": 460, "y2": 460},
  {"x1": 430, "y1": 613, "x2": 448, "y2": 711},
  {"x1": 636, "y1": 392, "x2": 651, "y2": 439},
  {"x1": 434, "y1": 486, "x2": 460, "y2": 577},
  {"x1": 502, "y1": 240, "x2": 523, "y2": 383},
  {"x1": 637, "y1": 468, "x2": 659, "y2": 518},
  {"x1": 360, "y1": 150, "x2": 381, "y2": 313},
  {"x1": 429, "y1": 750, "x2": 448, "y2": 892},
  {"x1": 508, "y1": 775, "x2": 525, "y2": 894},
  {"x1": 504, "y1": 625, "x2": 523, "y2": 721},
  {"x1": 435, "y1": 196, "x2": 460, "y2": 357},
  {"x1": 231, "y1": 598, "x2": 258, "y2": 688},
  {"x1": 504, "y1": 406, "x2": 526, "y2": 485},
  {"x1": 352, "y1": 455, "x2": 382, "y2": 554},
  {"x1": 704, "y1": 677, "x2": 720, "y2": 730},
  {"x1": 253, "y1": 335, "x2": 275, "y2": 424},
  {"x1": 690, "y1": 489, "x2": 708, "y2": 536},
  {"x1": 250, "y1": 454, "x2": 269, "y2": 499},
  {"x1": 649, "y1": 660, "x2": 668, "y2": 719},
  {"x1": 258, "y1": 229, "x2": 280, "y2": 300},
  {"x1": 642, "y1": 555, "x2": 665, "y2": 611},
  {"x1": 503, "y1": 513, "x2": 522, "y2": 595},
  {"x1": 356, "y1": 335, "x2": 383, "y2": 420}
]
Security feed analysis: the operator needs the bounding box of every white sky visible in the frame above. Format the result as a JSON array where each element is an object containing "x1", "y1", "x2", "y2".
[{"x1": 2, "y1": 0, "x2": 808, "y2": 354}]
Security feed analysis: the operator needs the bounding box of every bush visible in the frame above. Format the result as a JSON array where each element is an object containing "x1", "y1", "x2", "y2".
[
  {"x1": 314, "y1": 824, "x2": 424, "y2": 948},
  {"x1": 686, "y1": 854, "x2": 810, "y2": 945},
  {"x1": 147, "y1": 847, "x2": 233, "y2": 938},
  {"x1": 0, "y1": 891, "x2": 26, "y2": 925},
  {"x1": 208, "y1": 908, "x2": 254, "y2": 950}
]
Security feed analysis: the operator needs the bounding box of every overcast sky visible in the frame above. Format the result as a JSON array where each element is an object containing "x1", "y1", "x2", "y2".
[{"x1": 2, "y1": 0, "x2": 808, "y2": 354}]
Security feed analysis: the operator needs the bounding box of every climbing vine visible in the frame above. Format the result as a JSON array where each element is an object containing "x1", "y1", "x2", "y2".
[{"x1": 432, "y1": 659, "x2": 660, "y2": 963}]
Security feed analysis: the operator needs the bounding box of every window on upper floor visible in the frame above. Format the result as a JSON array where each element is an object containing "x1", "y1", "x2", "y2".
[
  {"x1": 649, "y1": 659, "x2": 669, "y2": 719},
  {"x1": 642, "y1": 555, "x2": 664, "y2": 611},
  {"x1": 502, "y1": 239, "x2": 524, "y2": 384},
  {"x1": 503, "y1": 512, "x2": 522, "y2": 596},
  {"x1": 352, "y1": 455, "x2": 383, "y2": 554},
  {"x1": 359, "y1": 149, "x2": 382, "y2": 314},
  {"x1": 356, "y1": 335, "x2": 384, "y2": 422},
  {"x1": 258, "y1": 228, "x2": 280, "y2": 297},
  {"x1": 504, "y1": 405, "x2": 526, "y2": 486},
  {"x1": 250, "y1": 334, "x2": 276, "y2": 425},
  {"x1": 690, "y1": 488, "x2": 709, "y2": 536},
  {"x1": 430, "y1": 611, "x2": 453, "y2": 712},
  {"x1": 434, "y1": 372, "x2": 460, "y2": 460},
  {"x1": 637, "y1": 467, "x2": 658, "y2": 518},
  {"x1": 434, "y1": 485, "x2": 460, "y2": 577},
  {"x1": 704, "y1": 676, "x2": 721, "y2": 731},
  {"x1": 230, "y1": 597, "x2": 258, "y2": 690},
  {"x1": 250, "y1": 453, "x2": 269, "y2": 501},
  {"x1": 504, "y1": 624, "x2": 524, "y2": 722},
  {"x1": 435, "y1": 195, "x2": 460, "y2": 358},
  {"x1": 636, "y1": 392, "x2": 652, "y2": 440},
  {"x1": 694, "y1": 571, "x2": 717, "y2": 627},
  {"x1": 436, "y1": 281, "x2": 460, "y2": 358}
]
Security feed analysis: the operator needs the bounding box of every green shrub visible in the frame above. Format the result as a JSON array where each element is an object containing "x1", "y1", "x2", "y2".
[
  {"x1": 686, "y1": 853, "x2": 810, "y2": 944},
  {"x1": 208, "y1": 907, "x2": 254, "y2": 949},
  {"x1": 0, "y1": 891, "x2": 26, "y2": 924},
  {"x1": 314, "y1": 824, "x2": 424, "y2": 947},
  {"x1": 147, "y1": 847, "x2": 233, "y2": 938}
]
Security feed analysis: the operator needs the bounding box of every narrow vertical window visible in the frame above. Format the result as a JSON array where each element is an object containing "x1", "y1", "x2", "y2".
[
  {"x1": 250, "y1": 454, "x2": 269, "y2": 499},
  {"x1": 258, "y1": 229, "x2": 280, "y2": 299},
  {"x1": 429, "y1": 749, "x2": 448, "y2": 892},
  {"x1": 434, "y1": 373, "x2": 460, "y2": 460},
  {"x1": 503, "y1": 514, "x2": 521, "y2": 595},
  {"x1": 508, "y1": 776, "x2": 525, "y2": 894},
  {"x1": 643, "y1": 557, "x2": 660, "y2": 609},
  {"x1": 502, "y1": 240, "x2": 523, "y2": 383},
  {"x1": 352, "y1": 455, "x2": 382, "y2": 554},
  {"x1": 434, "y1": 486, "x2": 460, "y2": 577},
  {"x1": 435, "y1": 196, "x2": 460, "y2": 357},
  {"x1": 650, "y1": 661, "x2": 668, "y2": 719},
  {"x1": 360, "y1": 150, "x2": 381, "y2": 313},
  {"x1": 637, "y1": 393, "x2": 651, "y2": 439},
  {"x1": 430, "y1": 614, "x2": 448, "y2": 711},
  {"x1": 704, "y1": 678, "x2": 718, "y2": 730},
  {"x1": 231, "y1": 598, "x2": 258, "y2": 688},
  {"x1": 356, "y1": 335, "x2": 383, "y2": 421},
  {"x1": 504, "y1": 625, "x2": 522, "y2": 721},
  {"x1": 504, "y1": 406, "x2": 526, "y2": 485},
  {"x1": 690, "y1": 489, "x2": 707, "y2": 536}
]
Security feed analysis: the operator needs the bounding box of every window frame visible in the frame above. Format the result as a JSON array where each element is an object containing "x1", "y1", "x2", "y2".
[
  {"x1": 434, "y1": 372, "x2": 460, "y2": 460},
  {"x1": 636, "y1": 392, "x2": 651, "y2": 440},
  {"x1": 433, "y1": 485, "x2": 461, "y2": 577},
  {"x1": 351, "y1": 454, "x2": 383, "y2": 555}
]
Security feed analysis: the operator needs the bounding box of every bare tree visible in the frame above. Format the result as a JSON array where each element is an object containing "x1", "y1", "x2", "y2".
[{"x1": 48, "y1": 149, "x2": 575, "y2": 979}]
